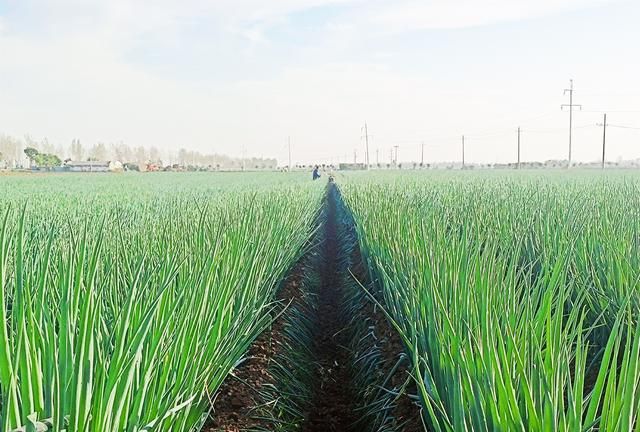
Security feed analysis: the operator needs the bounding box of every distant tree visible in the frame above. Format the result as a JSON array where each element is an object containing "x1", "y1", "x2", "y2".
[
  {"x1": 148, "y1": 146, "x2": 161, "y2": 164},
  {"x1": 40, "y1": 137, "x2": 55, "y2": 155},
  {"x1": 112, "y1": 142, "x2": 134, "y2": 163},
  {"x1": 71, "y1": 139, "x2": 84, "y2": 161},
  {"x1": 88, "y1": 142, "x2": 108, "y2": 161},
  {"x1": 55, "y1": 144, "x2": 66, "y2": 160},
  {"x1": 134, "y1": 146, "x2": 147, "y2": 164},
  {"x1": 35, "y1": 153, "x2": 61, "y2": 168},
  {"x1": 0, "y1": 135, "x2": 22, "y2": 165},
  {"x1": 24, "y1": 147, "x2": 61, "y2": 169},
  {"x1": 24, "y1": 135, "x2": 38, "y2": 151},
  {"x1": 24, "y1": 147, "x2": 39, "y2": 162},
  {"x1": 178, "y1": 148, "x2": 188, "y2": 166}
]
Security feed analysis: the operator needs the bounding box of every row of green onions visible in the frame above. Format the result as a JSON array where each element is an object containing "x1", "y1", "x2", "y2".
[
  {"x1": 0, "y1": 173, "x2": 323, "y2": 431},
  {"x1": 342, "y1": 171, "x2": 640, "y2": 431}
]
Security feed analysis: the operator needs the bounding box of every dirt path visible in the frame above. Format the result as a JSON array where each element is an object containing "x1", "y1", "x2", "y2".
[
  {"x1": 302, "y1": 184, "x2": 357, "y2": 431},
  {"x1": 206, "y1": 182, "x2": 422, "y2": 431}
]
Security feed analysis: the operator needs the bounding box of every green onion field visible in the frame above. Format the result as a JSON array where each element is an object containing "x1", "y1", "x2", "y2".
[
  {"x1": 0, "y1": 173, "x2": 322, "y2": 432},
  {"x1": 1, "y1": 171, "x2": 639, "y2": 431},
  {"x1": 343, "y1": 171, "x2": 640, "y2": 431}
]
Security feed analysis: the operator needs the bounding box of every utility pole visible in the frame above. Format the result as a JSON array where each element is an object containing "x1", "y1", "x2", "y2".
[
  {"x1": 288, "y1": 136, "x2": 292, "y2": 171},
  {"x1": 602, "y1": 113, "x2": 607, "y2": 169},
  {"x1": 597, "y1": 113, "x2": 607, "y2": 169},
  {"x1": 517, "y1": 127, "x2": 521, "y2": 169},
  {"x1": 393, "y1": 145, "x2": 399, "y2": 166},
  {"x1": 561, "y1": 79, "x2": 582, "y2": 168},
  {"x1": 421, "y1": 141, "x2": 425, "y2": 166},
  {"x1": 241, "y1": 146, "x2": 246, "y2": 171},
  {"x1": 353, "y1": 150, "x2": 357, "y2": 164},
  {"x1": 462, "y1": 135, "x2": 465, "y2": 169},
  {"x1": 362, "y1": 123, "x2": 371, "y2": 170},
  {"x1": 376, "y1": 148, "x2": 379, "y2": 165}
]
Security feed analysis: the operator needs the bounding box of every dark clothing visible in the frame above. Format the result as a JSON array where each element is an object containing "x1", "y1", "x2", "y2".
[{"x1": 312, "y1": 168, "x2": 321, "y2": 180}]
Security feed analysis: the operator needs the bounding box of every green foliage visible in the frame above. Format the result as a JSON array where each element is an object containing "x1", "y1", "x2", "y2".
[
  {"x1": 342, "y1": 171, "x2": 640, "y2": 432},
  {"x1": 23, "y1": 147, "x2": 39, "y2": 161},
  {"x1": 34, "y1": 153, "x2": 61, "y2": 168},
  {"x1": 0, "y1": 172, "x2": 323, "y2": 432},
  {"x1": 23, "y1": 147, "x2": 62, "y2": 168}
]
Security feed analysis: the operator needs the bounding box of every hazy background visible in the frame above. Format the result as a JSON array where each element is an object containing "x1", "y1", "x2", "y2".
[{"x1": 1, "y1": 0, "x2": 639, "y2": 166}]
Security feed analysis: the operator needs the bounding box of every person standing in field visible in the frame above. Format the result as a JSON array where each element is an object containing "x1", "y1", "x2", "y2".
[{"x1": 312, "y1": 165, "x2": 321, "y2": 180}]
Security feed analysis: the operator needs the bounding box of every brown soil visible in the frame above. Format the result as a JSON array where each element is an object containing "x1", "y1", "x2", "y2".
[
  {"x1": 205, "y1": 184, "x2": 423, "y2": 431},
  {"x1": 302, "y1": 185, "x2": 357, "y2": 431},
  {"x1": 350, "y1": 238, "x2": 424, "y2": 431},
  {"x1": 203, "y1": 269, "x2": 305, "y2": 432},
  {"x1": 368, "y1": 300, "x2": 424, "y2": 431}
]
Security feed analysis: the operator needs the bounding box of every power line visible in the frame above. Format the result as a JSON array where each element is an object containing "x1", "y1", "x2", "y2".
[
  {"x1": 596, "y1": 114, "x2": 607, "y2": 169},
  {"x1": 517, "y1": 127, "x2": 521, "y2": 169},
  {"x1": 339, "y1": 94, "x2": 636, "y2": 166},
  {"x1": 288, "y1": 136, "x2": 291, "y2": 171},
  {"x1": 581, "y1": 109, "x2": 640, "y2": 113},
  {"x1": 606, "y1": 124, "x2": 640, "y2": 130},
  {"x1": 465, "y1": 130, "x2": 515, "y2": 139},
  {"x1": 561, "y1": 79, "x2": 582, "y2": 168},
  {"x1": 521, "y1": 124, "x2": 595, "y2": 133},
  {"x1": 361, "y1": 122, "x2": 371, "y2": 169}
]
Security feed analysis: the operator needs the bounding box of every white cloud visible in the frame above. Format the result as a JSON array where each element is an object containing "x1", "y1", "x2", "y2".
[
  {"x1": 0, "y1": 0, "x2": 638, "y2": 165},
  {"x1": 360, "y1": 0, "x2": 615, "y2": 31},
  {"x1": 2, "y1": 0, "x2": 615, "y2": 53}
]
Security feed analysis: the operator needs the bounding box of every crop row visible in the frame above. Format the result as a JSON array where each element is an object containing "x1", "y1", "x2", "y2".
[
  {"x1": 3, "y1": 170, "x2": 639, "y2": 432},
  {"x1": 0, "y1": 173, "x2": 323, "y2": 431},
  {"x1": 342, "y1": 173, "x2": 640, "y2": 431}
]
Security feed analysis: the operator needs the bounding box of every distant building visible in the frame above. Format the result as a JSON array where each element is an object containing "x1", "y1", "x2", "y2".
[
  {"x1": 109, "y1": 161, "x2": 123, "y2": 172},
  {"x1": 65, "y1": 161, "x2": 110, "y2": 172},
  {"x1": 338, "y1": 163, "x2": 367, "y2": 171}
]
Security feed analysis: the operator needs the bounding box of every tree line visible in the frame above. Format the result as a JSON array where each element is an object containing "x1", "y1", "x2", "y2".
[{"x1": 0, "y1": 134, "x2": 277, "y2": 170}]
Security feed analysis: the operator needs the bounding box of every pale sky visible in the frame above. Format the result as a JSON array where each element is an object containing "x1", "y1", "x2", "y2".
[{"x1": 1, "y1": 0, "x2": 640, "y2": 165}]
